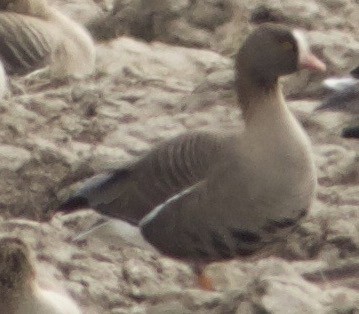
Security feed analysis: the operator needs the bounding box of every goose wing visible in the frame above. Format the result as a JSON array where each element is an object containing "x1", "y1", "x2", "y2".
[
  {"x1": 59, "y1": 131, "x2": 231, "y2": 225},
  {"x1": 0, "y1": 13, "x2": 55, "y2": 74}
]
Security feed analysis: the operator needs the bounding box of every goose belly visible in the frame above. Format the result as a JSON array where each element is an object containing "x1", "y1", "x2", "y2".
[
  {"x1": 235, "y1": 112, "x2": 317, "y2": 222},
  {"x1": 178, "y1": 166, "x2": 315, "y2": 262},
  {"x1": 182, "y1": 137, "x2": 317, "y2": 260}
]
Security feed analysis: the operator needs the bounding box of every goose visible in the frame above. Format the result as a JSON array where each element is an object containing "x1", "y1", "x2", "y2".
[
  {"x1": 317, "y1": 65, "x2": 359, "y2": 138},
  {"x1": 0, "y1": 0, "x2": 95, "y2": 80},
  {"x1": 0, "y1": 237, "x2": 81, "y2": 314},
  {"x1": 57, "y1": 24, "x2": 326, "y2": 289}
]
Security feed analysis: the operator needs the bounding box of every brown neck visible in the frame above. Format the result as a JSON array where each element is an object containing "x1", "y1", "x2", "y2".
[{"x1": 235, "y1": 66, "x2": 283, "y2": 122}]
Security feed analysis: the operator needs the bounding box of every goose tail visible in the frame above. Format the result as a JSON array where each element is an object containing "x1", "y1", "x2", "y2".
[
  {"x1": 56, "y1": 169, "x2": 132, "y2": 215},
  {"x1": 58, "y1": 195, "x2": 90, "y2": 213}
]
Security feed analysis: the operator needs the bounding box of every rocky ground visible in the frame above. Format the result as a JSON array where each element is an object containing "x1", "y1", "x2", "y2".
[{"x1": 0, "y1": 0, "x2": 358, "y2": 313}]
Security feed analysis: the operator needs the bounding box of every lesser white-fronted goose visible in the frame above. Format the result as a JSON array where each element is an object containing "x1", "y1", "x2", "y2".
[
  {"x1": 317, "y1": 65, "x2": 359, "y2": 138},
  {"x1": 0, "y1": 0, "x2": 95, "y2": 79},
  {"x1": 0, "y1": 237, "x2": 81, "y2": 314},
  {"x1": 57, "y1": 24, "x2": 325, "y2": 289}
]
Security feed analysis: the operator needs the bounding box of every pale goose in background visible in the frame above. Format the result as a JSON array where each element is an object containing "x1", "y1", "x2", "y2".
[
  {"x1": 317, "y1": 65, "x2": 359, "y2": 138},
  {"x1": 57, "y1": 24, "x2": 326, "y2": 289},
  {"x1": 0, "y1": 237, "x2": 81, "y2": 314},
  {"x1": 0, "y1": 0, "x2": 95, "y2": 84}
]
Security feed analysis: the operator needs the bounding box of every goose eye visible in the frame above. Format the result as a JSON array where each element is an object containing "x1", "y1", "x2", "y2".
[{"x1": 282, "y1": 41, "x2": 294, "y2": 51}]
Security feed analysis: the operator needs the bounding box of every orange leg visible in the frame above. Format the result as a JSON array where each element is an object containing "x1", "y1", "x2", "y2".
[{"x1": 192, "y1": 263, "x2": 215, "y2": 291}]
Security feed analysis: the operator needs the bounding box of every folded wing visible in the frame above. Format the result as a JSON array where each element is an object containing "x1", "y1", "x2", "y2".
[
  {"x1": 0, "y1": 13, "x2": 54, "y2": 74},
  {"x1": 59, "y1": 131, "x2": 230, "y2": 225}
]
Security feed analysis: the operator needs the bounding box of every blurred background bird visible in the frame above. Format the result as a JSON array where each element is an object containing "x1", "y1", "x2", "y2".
[
  {"x1": 316, "y1": 65, "x2": 359, "y2": 138},
  {"x1": 0, "y1": 0, "x2": 95, "y2": 98},
  {"x1": 0, "y1": 236, "x2": 81, "y2": 314}
]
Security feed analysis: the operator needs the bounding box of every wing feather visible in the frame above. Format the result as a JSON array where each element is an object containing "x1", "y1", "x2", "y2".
[
  {"x1": 0, "y1": 13, "x2": 55, "y2": 74},
  {"x1": 60, "y1": 131, "x2": 230, "y2": 225}
]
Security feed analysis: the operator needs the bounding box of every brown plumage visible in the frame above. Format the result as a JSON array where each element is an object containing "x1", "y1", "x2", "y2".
[
  {"x1": 0, "y1": 0, "x2": 95, "y2": 78},
  {"x1": 0, "y1": 236, "x2": 81, "y2": 314},
  {"x1": 66, "y1": 132, "x2": 230, "y2": 225},
  {"x1": 58, "y1": 24, "x2": 325, "y2": 288},
  {"x1": 0, "y1": 237, "x2": 35, "y2": 298}
]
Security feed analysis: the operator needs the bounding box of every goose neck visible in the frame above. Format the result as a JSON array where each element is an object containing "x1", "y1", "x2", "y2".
[{"x1": 235, "y1": 70, "x2": 288, "y2": 124}]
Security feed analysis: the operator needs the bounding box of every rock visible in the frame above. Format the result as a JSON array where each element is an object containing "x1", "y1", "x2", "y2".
[
  {"x1": 104, "y1": 129, "x2": 151, "y2": 156},
  {"x1": 166, "y1": 19, "x2": 213, "y2": 48},
  {"x1": 315, "y1": 144, "x2": 358, "y2": 185},
  {"x1": 261, "y1": 278, "x2": 326, "y2": 313},
  {"x1": 86, "y1": 0, "x2": 233, "y2": 49},
  {"x1": 0, "y1": 145, "x2": 31, "y2": 171},
  {"x1": 251, "y1": 4, "x2": 287, "y2": 24},
  {"x1": 88, "y1": 145, "x2": 131, "y2": 171},
  {"x1": 50, "y1": 0, "x2": 103, "y2": 24},
  {"x1": 326, "y1": 288, "x2": 359, "y2": 312},
  {"x1": 206, "y1": 69, "x2": 235, "y2": 90},
  {"x1": 186, "y1": 0, "x2": 233, "y2": 30},
  {"x1": 146, "y1": 302, "x2": 190, "y2": 314}
]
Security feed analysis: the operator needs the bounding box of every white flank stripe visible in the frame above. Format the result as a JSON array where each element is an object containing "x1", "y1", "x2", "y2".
[{"x1": 139, "y1": 185, "x2": 196, "y2": 227}]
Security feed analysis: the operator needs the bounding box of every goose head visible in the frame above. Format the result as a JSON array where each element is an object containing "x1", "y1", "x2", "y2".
[{"x1": 236, "y1": 24, "x2": 326, "y2": 87}]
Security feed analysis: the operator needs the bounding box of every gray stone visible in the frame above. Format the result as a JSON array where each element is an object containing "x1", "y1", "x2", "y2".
[
  {"x1": 260, "y1": 276, "x2": 327, "y2": 314},
  {"x1": 0, "y1": 145, "x2": 31, "y2": 171},
  {"x1": 146, "y1": 301, "x2": 190, "y2": 314},
  {"x1": 186, "y1": 0, "x2": 233, "y2": 30}
]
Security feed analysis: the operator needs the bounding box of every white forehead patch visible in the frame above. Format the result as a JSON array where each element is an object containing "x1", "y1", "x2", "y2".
[{"x1": 292, "y1": 29, "x2": 310, "y2": 62}]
